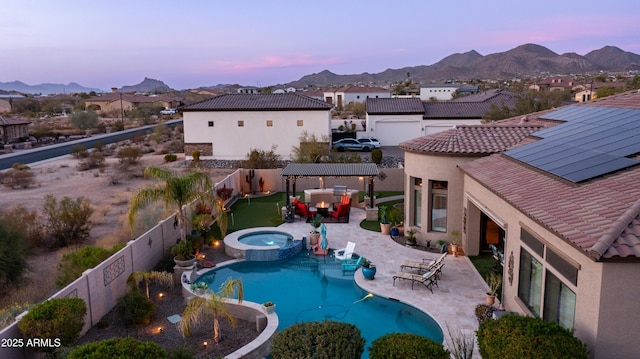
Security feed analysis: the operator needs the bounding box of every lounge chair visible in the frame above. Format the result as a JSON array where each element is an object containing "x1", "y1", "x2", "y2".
[
  {"x1": 342, "y1": 256, "x2": 363, "y2": 274},
  {"x1": 400, "y1": 253, "x2": 446, "y2": 273},
  {"x1": 393, "y1": 270, "x2": 438, "y2": 292},
  {"x1": 334, "y1": 241, "x2": 356, "y2": 260}
]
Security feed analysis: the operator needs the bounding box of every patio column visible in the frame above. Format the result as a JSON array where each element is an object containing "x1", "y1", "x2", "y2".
[
  {"x1": 285, "y1": 177, "x2": 290, "y2": 205},
  {"x1": 368, "y1": 177, "x2": 375, "y2": 208},
  {"x1": 292, "y1": 177, "x2": 297, "y2": 203}
]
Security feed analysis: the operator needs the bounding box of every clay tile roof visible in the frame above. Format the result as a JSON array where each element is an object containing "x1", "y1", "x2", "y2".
[
  {"x1": 424, "y1": 90, "x2": 520, "y2": 118},
  {"x1": 0, "y1": 116, "x2": 30, "y2": 126},
  {"x1": 399, "y1": 125, "x2": 544, "y2": 154},
  {"x1": 366, "y1": 98, "x2": 425, "y2": 114},
  {"x1": 181, "y1": 93, "x2": 333, "y2": 111}
]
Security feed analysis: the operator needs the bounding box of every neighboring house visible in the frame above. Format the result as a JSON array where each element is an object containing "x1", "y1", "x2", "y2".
[
  {"x1": 237, "y1": 87, "x2": 259, "y2": 94},
  {"x1": 366, "y1": 89, "x2": 520, "y2": 145},
  {"x1": 181, "y1": 93, "x2": 333, "y2": 160},
  {"x1": 528, "y1": 76, "x2": 577, "y2": 91},
  {"x1": 400, "y1": 90, "x2": 640, "y2": 359},
  {"x1": 419, "y1": 83, "x2": 461, "y2": 101},
  {"x1": 0, "y1": 116, "x2": 31, "y2": 144},
  {"x1": 324, "y1": 85, "x2": 390, "y2": 107},
  {"x1": 365, "y1": 98, "x2": 425, "y2": 146},
  {"x1": 84, "y1": 88, "x2": 181, "y2": 114}
]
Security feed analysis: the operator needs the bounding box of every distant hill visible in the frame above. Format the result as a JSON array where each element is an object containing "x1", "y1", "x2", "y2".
[
  {"x1": 0, "y1": 81, "x2": 104, "y2": 95},
  {"x1": 119, "y1": 77, "x2": 173, "y2": 93},
  {"x1": 287, "y1": 44, "x2": 640, "y2": 87}
]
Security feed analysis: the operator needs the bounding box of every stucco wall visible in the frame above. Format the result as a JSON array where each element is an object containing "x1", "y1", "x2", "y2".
[{"x1": 183, "y1": 110, "x2": 331, "y2": 160}]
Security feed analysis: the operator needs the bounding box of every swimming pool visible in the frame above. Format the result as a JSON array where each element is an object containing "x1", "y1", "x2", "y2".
[
  {"x1": 195, "y1": 253, "x2": 443, "y2": 358},
  {"x1": 238, "y1": 230, "x2": 293, "y2": 247}
]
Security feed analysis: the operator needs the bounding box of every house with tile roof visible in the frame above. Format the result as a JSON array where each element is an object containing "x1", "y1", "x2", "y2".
[
  {"x1": 399, "y1": 89, "x2": 640, "y2": 359},
  {"x1": 181, "y1": 93, "x2": 333, "y2": 160},
  {"x1": 0, "y1": 116, "x2": 30, "y2": 144},
  {"x1": 84, "y1": 88, "x2": 181, "y2": 114},
  {"x1": 365, "y1": 89, "x2": 521, "y2": 145},
  {"x1": 323, "y1": 85, "x2": 390, "y2": 108}
]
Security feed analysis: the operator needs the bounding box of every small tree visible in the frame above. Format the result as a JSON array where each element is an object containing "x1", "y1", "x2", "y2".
[
  {"x1": 67, "y1": 337, "x2": 165, "y2": 358},
  {"x1": 127, "y1": 270, "x2": 174, "y2": 299},
  {"x1": 42, "y1": 194, "x2": 93, "y2": 247},
  {"x1": 0, "y1": 217, "x2": 29, "y2": 292},
  {"x1": 369, "y1": 332, "x2": 450, "y2": 359},
  {"x1": 371, "y1": 148, "x2": 383, "y2": 165},
  {"x1": 291, "y1": 131, "x2": 330, "y2": 163},
  {"x1": 243, "y1": 145, "x2": 281, "y2": 168},
  {"x1": 18, "y1": 297, "x2": 87, "y2": 353},
  {"x1": 271, "y1": 320, "x2": 365, "y2": 359},
  {"x1": 476, "y1": 314, "x2": 589, "y2": 358},
  {"x1": 70, "y1": 110, "x2": 99, "y2": 130}
]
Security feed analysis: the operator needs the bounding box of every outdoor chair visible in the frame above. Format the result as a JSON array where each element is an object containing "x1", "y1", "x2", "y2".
[
  {"x1": 329, "y1": 203, "x2": 350, "y2": 222},
  {"x1": 334, "y1": 241, "x2": 356, "y2": 260},
  {"x1": 342, "y1": 256, "x2": 363, "y2": 274},
  {"x1": 393, "y1": 269, "x2": 438, "y2": 292},
  {"x1": 400, "y1": 253, "x2": 447, "y2": 273}
]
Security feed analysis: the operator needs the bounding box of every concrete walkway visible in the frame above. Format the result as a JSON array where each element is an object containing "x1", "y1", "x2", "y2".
[{"x1": 277, "y1": 206, "x2": 486, "y2": 356}]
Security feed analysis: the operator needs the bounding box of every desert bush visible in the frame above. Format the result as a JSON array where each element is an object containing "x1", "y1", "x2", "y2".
[
  {"x1": 2, "y1": 166, "x2": 36, "y2": 189},
  {"x1": 164, "y1": 153, "x2": 178, "y2": 162},
  {"x1": 78, "y1": 150, "x2": 105, "y2": 171},
  {"x1": 116, "y1": 290, "x2": 157, "y2": 326},
  {"x1": 369, "y1": 332, "x2": 449, "y2": 359},
  {"x1": 56, "y1": 244, "x2": 123, "y2": 287},
  {"x1": 191, "y1": 150, "x2": 201, "y2": 162},
  {"x1": 243, "y1": 146, "x2": 281, "y2": 168},
  {"x1": 476, "y1": 314, "x2": 588, "y2": 359},
  {"x1": 42, "y1": 194, "x2": 93, "y2": 247},
  {"x1": 0, "y1": 205, "x2": 44, "y2": 248},
  {"x1": 475, "y1": 303, "x2": 494, "y2": 323},
  {"x1": 0, "y1": 218, "x2": 29, "y2": 292},
  {"x1": 18, "y1": 297, "x2": 87, "y2": 352},
  {"x1": 371, "y1": 148, "x2": 383, "y2": 164},
  {"x1": 70, "y1": 144, "x2": 89, "y2": 158},
  {"x1": 117, "y1": 146, "x2": 142, "y2": 167},
  {"x1": 70, "y1": 110, "x2": 99, "y2": 130},
  {"x1": 164, "y1": 139, "x2": 184, "y2": 153},
  {"x1": 0, "y1": 302, "x2": 33, "y2": 330},
  {"x1": 93, "y1": 140, "x2": 105, "y2": 152},
  {"x1": 67, "y1": 337, "x2": 166, "y2": 358},
  {"x1": 271, "y1": 320, "x2": 365, "y2": 359}
]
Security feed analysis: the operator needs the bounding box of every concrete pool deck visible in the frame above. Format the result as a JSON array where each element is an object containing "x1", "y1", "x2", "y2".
[{"x1": 276, "y1": 206, "x2": 487, "y2": 356}]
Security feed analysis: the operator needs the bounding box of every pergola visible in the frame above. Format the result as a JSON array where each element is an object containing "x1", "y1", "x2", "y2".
[{"x1": 281, "y1": 163, "x2": 379, "y2": 207}]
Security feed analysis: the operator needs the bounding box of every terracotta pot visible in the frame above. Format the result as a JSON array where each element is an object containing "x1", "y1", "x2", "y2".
[
  {"x1": 308, "y1": 232, "x2": 320, "y2": 246},
  {"x1": 380, "y1": 223, "x2": 392, "y2": 235},
  {"x1": 486, "y1": 294, "x2": 496, "y2": 306}
]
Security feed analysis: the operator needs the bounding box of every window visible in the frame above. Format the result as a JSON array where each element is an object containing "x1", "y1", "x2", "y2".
[
  {"x1": 544, "y1": 271, "x2": 576, "y2": 329},
  {"x1": 518, "y1": 248, "x2": 543, "y2": 316},
  {"x1": 413, "y1": 177, "x2": 422, "y2": 227},
  {"x1": 266, "y1": 120, "x2": 273, "y2": 127},
  {"x1": 297, "y1": 120, "x2": 303, "y2": 126},
  {"x1": 430, "y1": 180, "x2": 447, "y2": 232},
  {"x1": 208, "y1": 121, "x2": 214, "y2": 127},
  {"x1": 238, "y1": 121, "x2": 244, "y2": 127}
]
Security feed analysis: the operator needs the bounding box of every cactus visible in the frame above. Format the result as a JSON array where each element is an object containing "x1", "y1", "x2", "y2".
[{"x1": 245, "y1": 169, "x2": 255, "y2": 194}]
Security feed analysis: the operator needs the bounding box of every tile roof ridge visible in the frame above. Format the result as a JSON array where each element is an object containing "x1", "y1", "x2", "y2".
[{"x1": 589, "y1": 200, "x2": 640, "y2": 260}]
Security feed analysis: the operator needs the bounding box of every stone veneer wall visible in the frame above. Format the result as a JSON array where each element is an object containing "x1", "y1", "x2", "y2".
[{"x1": 184, "y1": 142, "x2": 213, "y2": 156}]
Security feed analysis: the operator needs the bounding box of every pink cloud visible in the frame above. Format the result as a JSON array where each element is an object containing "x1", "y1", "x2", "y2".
[{"x1": 207, "y1": 54, "x2": 345, "y2": 74}]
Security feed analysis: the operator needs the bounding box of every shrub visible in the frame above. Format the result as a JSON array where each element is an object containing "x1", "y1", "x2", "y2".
[
  {"x1": 70, "y1": 144, "x2": 89, "y2": 158},
  {"x1": 78, "y1": 151, "x2": 105, "y2": 171},
  {"x1": 56, "y1": 245, "x2": 122, "y2": 287},
  {"x1": 191, "y1": 150, "x2": 201, "y2": 162},
  {"x1": 42, "y1": 194, "x2": 93, "y2": 247},
  {"x1": 67, "y1": 337, "x2": 166, "y2": 358},
  {"x1": 70, "y1": 110, "x2": 99, "y2": 130},
  {"x1": 369, "y1": 332, "x2": 450, "y2": 359},
  {"x1": 164, "y1": 153, "x2": 178, "y2": 162},
  {"x1": 243, "y1": 146, "x2": 281, "y2": 168},
  {"x1": 0, "y1": 205, "x2": 43, "y2": 248},
  {"x1": 116, "y1": 290, "x2": 157, "y2": 325},
  {"x1": 475, "y1": 303, "x2": 494, "y2": 323},
  {"x1": 2, "y1": 166, "x2": 36, "y2": 189},
  {"x1": 117, "y1": 146, "x2": 142, "y2": 166},
  {"x1": 0, "y1": 302, "x2": 33, "y2": 330},
  {"x1": 271, "y1": 320, "x2": 365, "y2": 359},
  {"x1": 0, "y1": 217, "x2": 29, "y2": 291},
  {"x1": 476, "y1": 314, "x2": 589, "y2": 359},
  {"x1": 18, "y1": 297, "x2": 87, "y2": 352},
  {"x1": 371, "y1": 148, "x2": 383, "y2": 164}
]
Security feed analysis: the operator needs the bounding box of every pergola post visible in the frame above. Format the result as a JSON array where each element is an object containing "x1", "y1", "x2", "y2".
[
  {"x1": 368, "y1": 176, "x2": 375, "y2": 208},
  {"x1": 285, "y1": 177, "x2": 291, "y2": 205},
  {"x1": 292, "y1": 177, "x2": 297, "y2": 203}
]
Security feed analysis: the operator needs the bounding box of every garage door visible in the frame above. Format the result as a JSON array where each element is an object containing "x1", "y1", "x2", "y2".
[{"x1": 375, "y1": 120, "x2": 421, "y2": 146}]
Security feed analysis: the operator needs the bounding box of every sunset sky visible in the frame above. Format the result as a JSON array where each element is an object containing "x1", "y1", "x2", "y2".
[{"x1": 1, "y1": 0, "x2": 638, "y2": 91}]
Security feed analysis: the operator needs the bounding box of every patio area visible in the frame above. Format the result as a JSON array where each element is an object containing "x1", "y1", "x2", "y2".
[{"x1": 275, "y1": 206, "x2": 488, "y2": 355}]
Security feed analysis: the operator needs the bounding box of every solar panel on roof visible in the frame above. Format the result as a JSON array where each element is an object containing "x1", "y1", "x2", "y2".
[{"x1": 505, "y1": 106, "x2": 640, "y2": 183}]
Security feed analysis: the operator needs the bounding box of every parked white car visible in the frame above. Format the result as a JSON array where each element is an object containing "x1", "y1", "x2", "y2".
[
  {"x1": 160, "y1": 108, "x2": 177, "y2": 115},
  {"x1": 357, "y1": 138, "x2": 381, "y2": 151}
]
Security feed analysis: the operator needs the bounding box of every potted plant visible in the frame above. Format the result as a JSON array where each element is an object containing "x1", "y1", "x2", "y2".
[
  {"x1": 379, "y1": 206, "x2": 392, "y2": 235},
  {"x1": 170, "y1": 239, "x2": 196, "y2": 267},
  {"x1": 308, "y1": 214, "x2": 323, "y2": 246},
  {"x1": 361, "y1": 257, "x2": 376, "y2": 280},
  {"x1": 449, "y1": 230, "x2": 461, "y2": 257},
  {"x1": 262, "y1": 301, "x2": 276, "y2": 314},
  {"x1": 388, "y1": 207, "x2": 403, "y2": 237},
  {"x1": 485, "y1": 272, "x2": 502, "y2": 306},
  {"x1": 190, "y1": 281, "x2": 209, "y2": 295},
  {"x1": 437, "y1": 239, "x2": 448, "y2": 254},
  {"x1": 405, "y1": 228, "x2": 417, "y2": 247}
]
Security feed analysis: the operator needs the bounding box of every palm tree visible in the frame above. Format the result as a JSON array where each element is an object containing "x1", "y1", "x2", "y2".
[
  {"x1": 128, "y1": 166, "x2": 212, "y2": 242},
  {"x1": 178, "y1": 277, "x2": 243, "y2": 343},
  {"x1": 127, "y1": 271, "x2": 174, "y2": 299}
]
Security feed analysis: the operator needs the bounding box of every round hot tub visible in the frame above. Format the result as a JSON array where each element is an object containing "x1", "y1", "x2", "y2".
[{"x1": 224, "y1": 227, "x2": 302, "y2": 261}]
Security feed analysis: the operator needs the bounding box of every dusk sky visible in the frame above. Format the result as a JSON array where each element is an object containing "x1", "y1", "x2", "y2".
[{"x1": 2, "y1": 0, "x2": 639, "y2": 91}]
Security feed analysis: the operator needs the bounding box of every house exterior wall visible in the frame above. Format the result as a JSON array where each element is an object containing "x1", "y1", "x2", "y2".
[
  {"x1": 403, "y1": 151, "x2": 476, "y2": 247},
  {"x1": 423, "y1": 119, "x2": 483, "y2": 135},
  {"x1": 0, "y1": 124, "x2": 29, "y2": 143},
  {"x1": 183, "y1": 110, "x2": 331, "y2": 160},
  {"x1": 366, "y1": 113, "x2": 423, "y2": 146},
  {"x1": 341, "y1": 91, "x2": 390, "y2": 104},
  {"x1": 462, "y1": 173, "x2": 640, "y2": 359},
  {"x1": 419, "y1": 86, "x2": 459, "y2": 101}
]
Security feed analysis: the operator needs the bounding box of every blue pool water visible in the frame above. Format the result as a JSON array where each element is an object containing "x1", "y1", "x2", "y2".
[
  {"x1": 237, "y1": 230, "x2": 293, "y2": 248},
  {"x1": 196, "y1": 252, "x2": 443, "y2": 358}
]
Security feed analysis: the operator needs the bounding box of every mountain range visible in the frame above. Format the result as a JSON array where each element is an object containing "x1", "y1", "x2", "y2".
[{"x1": 2, "y1": 44, "x2": 639, "y2": 95}]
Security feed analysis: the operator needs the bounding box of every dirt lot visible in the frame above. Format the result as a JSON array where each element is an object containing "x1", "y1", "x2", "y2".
[{"x1": 0, "y1": 152, "x2": 235, "y2": 308}]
